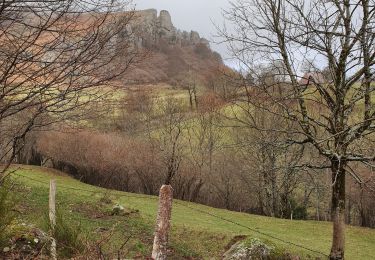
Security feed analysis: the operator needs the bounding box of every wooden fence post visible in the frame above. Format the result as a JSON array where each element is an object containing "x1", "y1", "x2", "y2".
[
  {"x1": 151, "y1": 185, "x2": 173, "y2": 260},
  {"x1": 49, "y1": 179, "x2": 57, "y2": 260}
]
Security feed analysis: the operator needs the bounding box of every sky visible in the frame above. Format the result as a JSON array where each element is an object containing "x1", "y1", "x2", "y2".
[{"x1": 132, "y1": 0, "x2": 235, "y2": 65}]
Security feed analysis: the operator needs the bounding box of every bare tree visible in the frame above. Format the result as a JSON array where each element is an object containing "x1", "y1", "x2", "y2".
[
  {"x1": 221, "y1": 0, "x2": 375, "y2": 259},
  {"x1": 150, "y1": 97, "x2": 187, "y2": 259},
  {"x1": 233, "y1": 107, "x2": 305, "y2": 218},
  {"x1": 0, "y1": 0, "x2": 139, "y2": 177},
  {"x1": 185, "y1": 107, "x2": 222, "y2": 201},
  {"x1": 152, "y1": 97, "x2": 187, "y2": 185},
  {"x1": 205, "y1": 66, "x2": 241, "y2": 101},
  {"x1": 176, "y1": 69, "x2": 199, "y2": 110}
]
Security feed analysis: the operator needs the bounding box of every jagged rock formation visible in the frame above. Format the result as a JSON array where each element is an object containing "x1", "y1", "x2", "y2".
[
  {"x1": 159, "y1": 10, "x2": 174, "y2": 37},
  {"x1": 128, "y1": 9, "x2": 210, "y2": 48},
  {"x1": 117, "y1": 9, "x2": 224, "y2": 84}
]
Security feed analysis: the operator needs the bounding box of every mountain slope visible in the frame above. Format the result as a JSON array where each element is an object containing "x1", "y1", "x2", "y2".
[
  {"x1": 6, "y1": 165, "x2": 375, "y2": 259},
  {"x1": 117, "y1": 9, "x2": 225, "y2": 84}
]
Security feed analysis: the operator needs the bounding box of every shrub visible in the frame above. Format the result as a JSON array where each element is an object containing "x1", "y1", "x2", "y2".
[{"x1": 293, "y1": 206, "x2": 308, "y2": 220}]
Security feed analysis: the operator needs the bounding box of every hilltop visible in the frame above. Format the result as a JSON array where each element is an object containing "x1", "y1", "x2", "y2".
[{"x1": 119, "y1": 9, "x2": 225, "y2": 84}]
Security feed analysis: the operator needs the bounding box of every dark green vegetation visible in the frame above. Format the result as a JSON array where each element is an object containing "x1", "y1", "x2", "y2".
[{"x1": 4, "y1": 166, "x2": 375, "y2": 259}]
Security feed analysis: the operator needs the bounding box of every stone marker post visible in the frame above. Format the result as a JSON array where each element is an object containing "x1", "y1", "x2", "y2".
[
  {"x1": 49, "y1": 180, "x2": 57, "y2": 260},
  {"x1": 151, "y1": 185, "x2": 173, "y2": 260}
]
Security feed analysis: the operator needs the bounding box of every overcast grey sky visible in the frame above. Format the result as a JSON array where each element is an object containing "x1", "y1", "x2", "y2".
[{"x1": 133, "y1": 0, "x2": 234, "y2": 64}]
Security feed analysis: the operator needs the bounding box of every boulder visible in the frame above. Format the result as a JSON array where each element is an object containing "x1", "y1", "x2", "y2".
[
  {"x1": 223, "y1": 238, "x2": 274, "y2": 260},
  {"x1": 112, "y1": 204, "x2": 125, "y2": 216}
]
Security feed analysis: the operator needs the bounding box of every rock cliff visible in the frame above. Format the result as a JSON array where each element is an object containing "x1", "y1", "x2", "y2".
[
  {"x1": 127, "y1": 9, "x2": 210, "y2": 48},
  {"x1": 117, "y1": 9, "x2": 223, "y2": 84}
]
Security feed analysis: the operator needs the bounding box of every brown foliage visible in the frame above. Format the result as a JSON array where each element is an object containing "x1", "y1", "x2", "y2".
[{"x1": 36, "y1": 131, "x2": 163, "y2": 193}]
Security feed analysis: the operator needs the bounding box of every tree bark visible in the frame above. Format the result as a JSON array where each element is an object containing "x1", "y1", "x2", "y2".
[
  {"x1": 330, "y1": 160, "x2": 346, "y2": 260},
  {"x1": 152, "y1": 185, "x2": 173, "y2": 260}
]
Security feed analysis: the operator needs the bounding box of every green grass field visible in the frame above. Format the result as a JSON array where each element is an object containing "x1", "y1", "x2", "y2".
[{"x1": 5, "y1": 165, "x2": 375, "y2": 259}]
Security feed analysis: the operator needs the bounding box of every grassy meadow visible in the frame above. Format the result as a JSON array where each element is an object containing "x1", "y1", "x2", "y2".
[{"x1": 6, "y1": 165, "x2": 375, "y2": 259}]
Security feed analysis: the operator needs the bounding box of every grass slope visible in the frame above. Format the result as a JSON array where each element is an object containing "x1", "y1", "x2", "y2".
[{"x1": 7, "y1": 165, "x2": 375, "y2": 259}]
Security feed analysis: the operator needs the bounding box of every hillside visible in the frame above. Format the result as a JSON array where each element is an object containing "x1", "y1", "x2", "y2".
[
  {"x1": 1, "y1": 2, "x2": 374, "y2": 260},
  {"x1": 4, "y1": 165, "x2": 375, "y2": 259},
  {"x1": 119, "y1": 9, "x2": 225, "y2": 84}
]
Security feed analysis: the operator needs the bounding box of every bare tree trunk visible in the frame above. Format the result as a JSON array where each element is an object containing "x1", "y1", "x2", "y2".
[
  {"x1": 189, "y1": 179, "x2": 204, "y2": 202},
  {"x1": 330, "y1": 161, "x2": 346, "y2": 260},
  {"x1": 188, "y1": 89, "x2": 194, "y2": 110},
  {"x1": 152, "y1": 185, "x2": 173, "y2": 260},
  {"x1": 193, "y1": 85, "x2": 198, "y2": 109}
]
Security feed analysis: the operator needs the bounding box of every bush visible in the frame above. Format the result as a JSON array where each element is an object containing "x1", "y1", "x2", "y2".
[
  {"x1": 37, "y1": 131, "x2": 164, "y2": 195},
  {"x1": 293, "y1": 206, "x2": 308, "y2": 220}
]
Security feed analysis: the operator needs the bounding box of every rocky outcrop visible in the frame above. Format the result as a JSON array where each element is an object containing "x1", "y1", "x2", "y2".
[
  {"x1": 113, "y1": 9, "x2": 223, "y2": 84},
  {"x1": 158, "y1": 10, "x2": 174, "y2": 37},
  {"x1": 125, "y1": 9, "x2": 209, "y2": 48},
  {"x1": 190, "y1": 31, "x2": 200, "y2": 44},
  {"x1": 200, "y1": 38, "x2": 210, "y2": 46}
]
